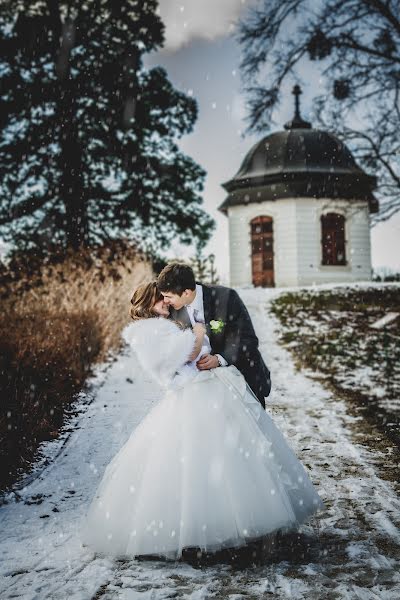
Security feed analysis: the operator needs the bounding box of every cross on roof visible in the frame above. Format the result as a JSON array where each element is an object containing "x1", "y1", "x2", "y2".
[{"x1": 284, "y1": 84, "x2": 312, "y2": 130}]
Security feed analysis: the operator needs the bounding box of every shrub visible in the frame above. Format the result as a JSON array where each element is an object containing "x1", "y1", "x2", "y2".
[{"x1": 0, "y1": 243, "x2": 153, "y2": 490}]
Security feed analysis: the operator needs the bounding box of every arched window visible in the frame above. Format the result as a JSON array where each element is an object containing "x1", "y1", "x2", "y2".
[
  {"x1": 250, "y1": 216, "x2": 274, "y2": 286},
  {"x1": 321, "y1": 213, "x2": 346, "y2": 265}
]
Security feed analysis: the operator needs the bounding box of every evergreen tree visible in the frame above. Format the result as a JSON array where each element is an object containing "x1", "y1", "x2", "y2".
[
  {"x1": 0, "y1": 0, "x2": 214, "y2": 253},
  {"x1": 189, "y1": 250, "x2": 220, "y2": 284}
]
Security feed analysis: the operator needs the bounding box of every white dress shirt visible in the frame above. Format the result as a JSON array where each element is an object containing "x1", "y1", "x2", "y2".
[{"x1": 186, "y1": 284, "x2": 228, "y2": 367}]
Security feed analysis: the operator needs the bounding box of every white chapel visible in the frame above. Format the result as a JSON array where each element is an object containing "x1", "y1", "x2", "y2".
[{"x1": 219, "y1": 86, "x2": 379, "y2": 288}]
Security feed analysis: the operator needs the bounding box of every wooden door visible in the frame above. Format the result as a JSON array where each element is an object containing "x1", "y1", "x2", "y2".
[{"x1": 251, "y1": 216, "x2": 274, "y2": 287}]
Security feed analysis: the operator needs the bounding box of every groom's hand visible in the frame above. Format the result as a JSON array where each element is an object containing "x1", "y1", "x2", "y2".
[{"x1": 196, "y1": 354, "x2": 219, "y2": 370}]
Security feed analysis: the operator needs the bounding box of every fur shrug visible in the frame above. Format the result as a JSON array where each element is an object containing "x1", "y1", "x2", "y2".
[{"x1": 122, "y1": 317, "x2": 196, "y2": 388}]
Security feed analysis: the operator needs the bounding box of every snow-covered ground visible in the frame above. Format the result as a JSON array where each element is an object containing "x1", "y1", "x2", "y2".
[
  {"x1": 269, "y1": 284, "x2": 400, "y2": 421},
  {"x1": 1, "y1": 288, "x2": 400, "y2": 599}
]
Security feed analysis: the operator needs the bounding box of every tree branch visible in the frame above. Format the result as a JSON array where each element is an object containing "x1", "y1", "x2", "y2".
[{"x1": 0, "y1": 193, "x2": 52, "y2": 226}]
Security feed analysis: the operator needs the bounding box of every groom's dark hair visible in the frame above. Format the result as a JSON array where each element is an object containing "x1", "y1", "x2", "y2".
[{"x1": 157, "y1": 262, "x2": 196, "y2": 295}]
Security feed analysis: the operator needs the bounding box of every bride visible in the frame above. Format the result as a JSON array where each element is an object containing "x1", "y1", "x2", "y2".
[{"x1": 81, "y1": 281, "x2": 324, "y2": 560}]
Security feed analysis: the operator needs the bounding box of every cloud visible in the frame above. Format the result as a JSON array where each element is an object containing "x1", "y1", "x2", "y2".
[{"x1": 157, "y1": 0, "x2": 251, "y2": 51}]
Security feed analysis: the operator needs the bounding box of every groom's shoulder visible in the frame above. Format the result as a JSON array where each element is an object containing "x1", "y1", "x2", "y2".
[
  {"x1": 200, "y1": 282, "x2": 230, "y2": 293},
  {"x1": 200, "y1": 282, "x2": 239, "y2": 301}
]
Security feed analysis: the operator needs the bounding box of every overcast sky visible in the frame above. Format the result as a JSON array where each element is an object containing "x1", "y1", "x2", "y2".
[{"x1": 150, "y1": 0, "x2": 400, "y2": 283}]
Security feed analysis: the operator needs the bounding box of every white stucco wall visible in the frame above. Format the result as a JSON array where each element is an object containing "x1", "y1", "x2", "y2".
[
  {"x1": 227, "y1": 199, "x2": 298, "y2": 288},
  {"x1": 295, "y1": 198, "x2": 372, "y2": 285},
  {"x1": 227, "y1": 197, "x2": 372, "y2": 287}
]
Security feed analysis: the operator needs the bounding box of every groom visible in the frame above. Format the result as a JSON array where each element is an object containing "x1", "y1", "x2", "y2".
[{"x1": 156, "y1": 262, "x2": 271, "y2": 409}]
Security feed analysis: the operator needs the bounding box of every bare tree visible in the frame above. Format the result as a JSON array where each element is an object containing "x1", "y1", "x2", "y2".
[{"x1": 238, "y1": 0, "x2": 400, "y2": 220}]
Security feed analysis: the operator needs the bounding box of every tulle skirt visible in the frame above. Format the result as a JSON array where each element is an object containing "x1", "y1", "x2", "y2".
[{"x1": 81, "y1": 366, "x2": 324, "y2": 560}]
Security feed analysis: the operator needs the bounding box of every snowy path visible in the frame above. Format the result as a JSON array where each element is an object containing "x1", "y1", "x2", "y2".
[{"x1": 1, "y1": 289, "x2": 400, "y2": 599}]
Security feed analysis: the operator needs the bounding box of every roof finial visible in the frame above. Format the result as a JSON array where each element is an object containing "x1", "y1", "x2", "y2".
[
  {"x1": 293, "y1": 84, "x2": 302, "y2": 118},
  {"x1": 284, "y1": 84, "x2": 312, "y2": 130}
]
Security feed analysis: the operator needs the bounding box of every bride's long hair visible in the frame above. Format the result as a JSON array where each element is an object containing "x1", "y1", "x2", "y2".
[
  {"x1": 130, "y1": 281, "x2": 163, "y2": 321},
  {"x1": 130, "y1": 281, "x2": 187, "y2": 330}
]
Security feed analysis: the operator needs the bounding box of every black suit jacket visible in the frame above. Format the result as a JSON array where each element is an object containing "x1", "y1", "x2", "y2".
[{"x1": 170, "y1": 283, "x2": 271, "y2": 409}]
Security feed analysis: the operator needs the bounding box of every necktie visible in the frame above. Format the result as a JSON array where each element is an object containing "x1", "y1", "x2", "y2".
[{"x1": 185, "y1": 304, "x2": 195, "y2": 327}]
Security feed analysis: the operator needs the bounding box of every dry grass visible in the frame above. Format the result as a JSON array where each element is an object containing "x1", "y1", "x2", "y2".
[
  {"x1": 0, "y1": 243, "x2": 154, "y2": 491},
  {"x1": 3, "y1": 243, "x2": 154, "y2": 358}
]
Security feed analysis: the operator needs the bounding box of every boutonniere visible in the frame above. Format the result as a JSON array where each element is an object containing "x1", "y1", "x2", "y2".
[{"x1": 209, "y1": 319, "x2": 225, "y2": 334}]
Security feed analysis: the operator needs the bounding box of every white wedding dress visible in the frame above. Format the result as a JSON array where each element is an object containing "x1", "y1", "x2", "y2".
[{"x1": 81, "y1": 317, "x2": 324, "y2": 560}]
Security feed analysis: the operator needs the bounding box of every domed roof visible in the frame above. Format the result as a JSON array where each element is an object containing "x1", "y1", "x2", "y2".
[
  {"x1": 228, "y1": 128, "x2": 366, "y2": 183},
  {"x1": 220, "y1": 86, "x2": 378, "y2": 214}
]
